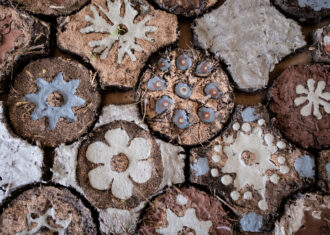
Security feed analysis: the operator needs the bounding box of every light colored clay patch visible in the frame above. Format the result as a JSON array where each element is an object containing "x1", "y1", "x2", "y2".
[
  {"x1": 298, "y1": 0, "x2": 330, "y2": 11},
  {"x1": 221, "y1": 120, "x2": 289, "y2": 210},
  {"x1": 156, "y1": 208, "x2": 212, "y2": 234},
  {"x1": 80, "y1": 0, "x2": 157, "y2": 64},
  {"x1": 294, "y1": 79, "x2": 330, "y2": 120},
  {"x1": 0, "y1": 102, "x2": 43, "y2": 203},
  {"x1": 193, "y1": 0, "x2": 306, "y2": 90},
  {"x1": 16, "y1": 207, "x2": 71, "y2": 235}
]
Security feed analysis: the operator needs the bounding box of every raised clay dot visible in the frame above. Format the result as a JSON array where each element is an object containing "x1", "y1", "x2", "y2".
[
  {"x1": 198, "y1": 107, "x2": 215, "y2": 123},
  {"x1": 195, "y1": 61, "x2": 212, "y2": 76},
  {"x1": 270, "y1": 174, "x2": 280, "y2": 184},
  {"x1": 241, "y1": 123, "x2": 251, "y2": 132},
  {"x1": 204, "y1": 83, "x2": 222, "y2": 99},
  {"x1": 258, "y1": 119, "x2": 265, "y2": 126},
  {"x1": 233, "y1": 122, "x2": 240, "y2": 130},
  {"x1": 176, "y1": 194, "x2": 188, "y2": 205},
  {"x1": 258, "y1": 200, "x2": 268, "y2": 211},
  {"x1": 213, "y1": 145, "x2": 222, "y2": 152},
  {"x1": 175, "y1": 83, "x2": 192, "y2": 99},
  {"x1": 264, "y1": 133, "x2": 274, "y2": 145},
  {"x1": 155, "y1": 96, "x2": 173, "y2": 114},
  {"x1": 277, "y1": 141, "x2": 286, "y2": 149},
  {"x1": 277, "y1": 156, "x2": 286, "y2": 164},
  {"x1": 221, "y1": 175, "x2": 233, "y2": 185},
  {"x1": 212, "y1": 154, "x2": 221, "y2": 163},
  {"x1": 176, "y1": 54, "x2": 192, "y2": 70},
  {"x1": 243, "y1": 191, "x2": 252, "y2": 200},
  {"x1": 280, "y1": 165, "x2": 290, "y2": 174},
  {"x1": 158, "y1": 58, "x2": 170, "y2": 72},
  {"x1": 211, "y1": 168, "x2": 219, "y2": 177},
  {"x1": 230, "y1": 191, "x2": 240, "y2": 201}
]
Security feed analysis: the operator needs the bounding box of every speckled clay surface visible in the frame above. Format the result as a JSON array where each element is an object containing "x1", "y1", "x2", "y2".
[
  {"x1": 138, "y1": 47, "x2": 234, "y2": 146},
  {"x1": 190, "y1": 105, "x2": 315, "y2": 232}
]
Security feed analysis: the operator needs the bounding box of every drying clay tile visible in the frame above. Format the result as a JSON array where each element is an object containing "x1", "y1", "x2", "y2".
[
  {"x1": 7, "y1": 57, "x2": 101, "y2": 148},
  {"x1": 193, "y1": 0, "x2": 306, "y2": 92},
  {"x1": 13, "y1": 0, "x2": 90, "y2": 16},
  {"x1": 273, "y1": 0, "x2": 330, "y2": 23},
  {"x1": 0, "y1": 101, "x2": 43, "y2": 204},
  {"x1": 0, "y1": 5, "x2": 50, "y2": 93},
  {"x1": 0, "y1": 185, "x2": 98, "y2": 234},
  {"x1": 137, "y1": 47, "x2": 234, "y2": 146},
  {"x1": 138, "y1": 187, "x2": 233, "y2": 234},
  {"x1": 268, "y1": 64, "x2": 330, "y2": 149},
  {"x1": 151, "y1": 0, "x2": 217, "y2": 17},
  {"x1": 275, "y1": 193, "x2": 330, "y2": 235},
  {"x1": 52, "y1": 104, "x2": 186, "y2": 234},
  {"x1": 318, "y1": 150, "x2": 330, "y2": 193},
  {"x1": 57, "y1": 0, "x2": 178, "y2": 89},
  {"x1": 190, "y1": 105, "x2": 315, "y2": 232},
  {"x1": 311, "y1": 24, "x2": 330, "y2": 64}
]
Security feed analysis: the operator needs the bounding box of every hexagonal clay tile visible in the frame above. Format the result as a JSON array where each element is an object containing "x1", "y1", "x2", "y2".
[
  {"x1": 57, "y1": 0, "x2": 178, "y2": 89},
  {"x1": 52, "y1": 103, "x2": 185, "y2": 234},
  {"x1": 137, "y1": 47, "x2": 234, "y2": 146},
  {"x1": 0, "y1": 5, "x2": 50, "y2": 93},
  {"x1": 190, "y1": 104, "x2": 315, "y2": 232},
  {"x1": 193, "y1": 0, "x2": 306, "y2": 92},
  {"x1": 139, "y1": 187, "x2": 233, "y2": 234}
]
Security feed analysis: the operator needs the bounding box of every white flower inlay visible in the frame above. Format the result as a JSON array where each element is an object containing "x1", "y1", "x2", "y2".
[
  {"x1": 294, "y1": 79, "x2": 330, "y2": 120},
  {"x1": 86, "y1": 128, "x2": 152, "y2": 200},
  {"x1": 80, "y1": 0, "x2": 158, "y2": 64},
  {"x1": 156, "y1": 208, "x2": 212, "y2": 234},
  {"x1": 218, "y1": 120, "x2": 289, "y2": 210}
]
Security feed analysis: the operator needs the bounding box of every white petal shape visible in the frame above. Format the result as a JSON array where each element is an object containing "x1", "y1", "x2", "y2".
[
  {"x1": 296, "y1": 84, "x2": 308, "y2": 94},
  {"x1": 320, "y1": 100, "x2": 330, "y2": 114},
  {"x1": 125, "y1": 137, "x2": 151, "y2": 160},
  {"x1": 307, "y1": 79, "x2": 315, "y2": 92},
  {"x1": 129, "y1": 160, "x2": 152, "y2": 184},
  {"x1": 111, "y1": 174, "x2": 133, "y2": 200},
  {"x1": 86, "y1": 141, "x2": 114, "y2": 164},
  {"x1": 300, "y1": 102, "x2": 312, "y2": 116},
  {"x1": 320, "y1": 92, "x2": 330, "y2": 101},
  {"x1": 105, "y1": 128, "x2": 129, "y2": 151},
  {"x1": 294, "y1": 96, "x2": 307, "y2": 106},
  {"x1": 88, "y1": 165, "x2": 112, "y2": 190}
]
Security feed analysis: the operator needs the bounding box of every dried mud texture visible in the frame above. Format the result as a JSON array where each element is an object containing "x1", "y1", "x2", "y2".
[
  {"x1": 138, "y1": 48, "x2": 234, "y2": 146},
  {"x1": 317, "y1": 150, "x2": 330, "y2": 193},
  {"x1": 57, "y1": 0, "x2": 178, "y2": 89},
  {"x1": 151, "y1": 0, "x2": 217, "y2": 17},
  {"x1": 139, "y1": 187, "x2": 232, "y2": 235},
  {"x1": 311, "y1": 24, "x2": 330, "y2": 63},
  {"x1": 7, "y1": 57, "x2": 101, "y2": 148},
  {"x1": 273, "y1": 0, "x2": 330, "y2": 23},
  {"x1": 190, "y1": 105, "x2": 315, "y2": 232},
  {"x1": 193, "y1": 0, "x2": 306, "y2": 92},
  {"x1": 77, "y1": 120, "x2": 163, "y2": 210},
  {"x1": 0, "y1": 5, "x2": 50, "y2": 93},
  {"x1": 268, "y1": 64, "x2": 330, "y2": 149},
  {"x1": 275, "y1": 193, "x2": 330, "y2": 235},
  {"x1": 13, "y1": 0, "x2": 90, "y2": 16},
  {"x1": 0, "y1": 185, "x2": 97, "y2": 235}
]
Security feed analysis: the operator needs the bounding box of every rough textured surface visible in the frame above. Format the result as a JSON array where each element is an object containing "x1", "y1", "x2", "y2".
[
  {"x1": 52, "y1": 104, "x2": 185, "y2": 234},
  {"x1": 275, "y1": 193, "x2": 330, "y2": 235},
  {"x1": 151, "y1": 0, "x2": 217, "y2": 17},
  {"x1": 7, "y1": 57, "x2": 101, "y2": 148},
  {"x1": 14, "y1": 0, "x2": 89, "y2": 16},
  {"x1": 139, "y1": 187, "x2": 232, "y2": 235},
  {"x1": 0, "y1": 5, "x2": 50, "y2": 93},
  {"x1": 138, "y1": 48, "x2": 234, "y2": 146},
  {"x1": 311, "y1": 24, "x2": 330, "y2": 63},
  {"x1": 0, "y1": 101, "x2": 43, "y2": 204},
  {"x1": 57, "y1": 0, "x2": 178, "y2": 89},
  {"x1": 318, "y1": 150, "x2": 330, "y2": 193},
  {"x1": 190, "y1": 105, "x2": 315, "y2": 231},
  {"x1": 0, "y1": 186, "x2": 97, "y2": 235},
  {"x1": 273, "y1": 0, "x2": 330, "y2": 23},
  {"x1": 77, "y1": 120, "x2": 164, "y2": 209},
  {"x1": 193, "y1": 0, "x2": 306, "y2": 91},
  {"x1": 268, "y1": 64, "x2": 330, "y2": 149}
]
